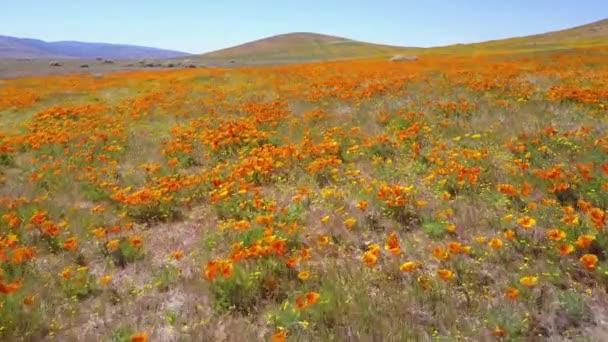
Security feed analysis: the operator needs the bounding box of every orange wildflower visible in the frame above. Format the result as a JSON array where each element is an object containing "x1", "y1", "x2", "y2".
[
  {"x1": 547, "y1": 228, "x2": 566, "y2": 241},
  {"x1": 130, "y1": 332, "x2": 148, "y2": 342},
  {"x1": 400, "y1": 261, "x2": 422, "y2": 273},
  {"x1": 558, "y1": 244, "x2": 575, "y2": 256},
  {"x1": 384, "y1": 232, "x2": 401, "y2": 256},
  {"x1": 517, "y1": 215, "x2": 536, "y2": 229},
  {"x1": 295, "y1": 291, "x2": 320, "y2": 310},
  {"x1": 107, "y1": 239, "x2": 120, "y2": 251},
  {"x1": 575, "y1": 234, "x2": 595, "y2": 249},
  {"x1": 437, "y1": 269, "x2": 455, "y2": 281},
  {"x1": 286, "y1": 257, "x2": 299, "y2": 269},
  {"x1": 446, "y1": 223, "x2": 457, "y2": 233},
  {"x1": 362, "y1": 250, "x2": 378, "y2": 266},
  {"x1": 488, "y1": 238, "x2": 503, "y2": 250},
  {"x1": 170, "y1": 250, "x2": 184, "y2": 261},
  {"x1": 306, "y1": 291, "x2": 320, "y2": 305},
  {"x1": 561, "y1": 214, "x2": 579, "y2": 226},
  {"x1": 92, "y1": 227, "x2": 107, "y2": 238},
  {"x1": 356, "y1": 200, "x2": 368, "y2": 211},
  {"x1": 0, "y1": 279, "x2": 23, "y2": 294},
  {"x1": 60, "y1": 267, "x2": 72, "y2": 280},
  {"x1": 317, "y1": 235, "x2": 330, "y2": 246},
  {"x1": 492, "y1": 327, "x2": 507, "y2": 337},
  {"x1": 100, "y1": 275, "x2": 113, "y2": 285},
  {"x1": 580, "y1": 254, "x2": 599, "y2": 271},
  {"x1": 447, "y1": 242, "x2": 462, "y2": 254},
  {"x1": 433, "y1": 246, "x2": 449, "y2": 261},
  {"x1": 221, "y1": 261, "x2": 234, "y2": 278},
  {"x1": 505, "y1": 287, "x2": 519, "y2": 300},
  {"x1": 63, "y1": 236, "x2": 78, "y2": 251},
  {"x1": 129, "y1": 235, "x2": 143, "y2": 248},
  {"x1": 167, "y1": 157, "x2": 179, "y2": 167},
  {"x1": 234, "y1": 220, "x2": 251, "y2": 231},
  {"x1": 271, "y1": 329, "x2": 288, "y2": 342},
  {"x1": 23, "y1": 295, "x2": 35, "y2": 305},
  {"x1": 590, "y1": 208, "x2": 606, "y2": 229},
  {"x1": 297, "y1": 270, "x2": 310, "y2": 281}
]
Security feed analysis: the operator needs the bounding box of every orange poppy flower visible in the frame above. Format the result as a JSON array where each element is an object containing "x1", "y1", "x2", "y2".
[
  {"x1": 130, "y1": 332, "x2": 148, "y2": 342},
  {"x1": 385, "y1": 232, "x2": 401, "y2": 256},
  {"x1": 356, "y1": 200, "x2": 368, "y2": 211},
  {"x1": 505, "y1": 287, "x2": 519, "y2": 300},
  {"x1": 447, "y1": 242, "x2": 462, "y2": 254},
  {"x1": 100, "y1": 275, "x2": 113, "y2": 285},
  {"x1": 129, "y1": 235, "x2": 143, "y2": 248},
  {"x1": 317, "y1": 235, "x2": 330, "y2": 246},
  {"x1": 0, "y1": 279, "x2": 23, "y2": 294},
  {"x1": 107, "y1": 239, "x2": 120, "y2": 251},
  {"x1": 492, "y1": 327, "x2": 507, "y2": 337},
  {"x1": 547, "y1": 229, "x2": 566, "y2": 241},
  {"x1": 488, "y1": 238, "x2": 503, "y2": 250},
  {"x1": 575, "y1": 234, "x2": 595, "y2": 249},
  {"x1": 170, "y1": 250, "x2": 184, "y2": 261},
  {"x1": 558, "y1": 244, "x2": 575, "y2": 256},
  {"x1": 580, "y1": 254, "x2": 599, "y2": 271},
  {"x1": 63, "y1": 236, "x2": 78, "y2": 251},
  {"x1": 60, "y1": 267, "x2": 72, "y2": 280},
  {"x1": 433, "y1": 246, "x2": 449, "y2": 261},
  {"x1": 400, "y1": 261, "x2": 422, "y2": 273},
  {"x1": 271, "y1": 329, "x2": 288, "y2": 342},
  {"x1": 517, "y1": 216, "x2": 536, "y2": 229},
  {"x1": 306, "y1": 291, "x2": 320, "y2": 305},
  {"x1": 362, "y1": 250, "x2": 378, "y2": 266},
  {"x1": 446, "y1": 223, "x2": 457, "y2": 233},
  {"x1": 297, "y1": 270, "x2": 310, "y2": 281},
  {"x1": 437, "y1": 269, "x2": 455, "y2": 281}
]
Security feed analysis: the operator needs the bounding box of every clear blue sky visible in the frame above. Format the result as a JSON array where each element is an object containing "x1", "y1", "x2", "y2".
[{"x1": 1, "y1": 1, "x2": 607, "y2": 53}]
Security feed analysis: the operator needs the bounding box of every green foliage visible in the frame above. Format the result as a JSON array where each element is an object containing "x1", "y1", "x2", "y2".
[
  {"x1": 210, "y1": 259, "x2": 290, "y2": 314},
  {"x1": 153, "y1": 265, "x2": 180, "y2": 291},
  {"x1": 0, "y1": 153, "x2": 15, "y2": 167},
  {"x1": 422, "y1": 220, "x2": 446, "y2": 238},
  {"x1": 81, "y1": 182, "x2": 112, "y2": 202},
  {"x1": 558, "y1": 290, "x2": 592, "y2": 325},
  {"x1": 60, "y1": 268, "x2": 97, "y2": 299},
  {"x1": 126, "y1": 202, "x2": 182, "y2": 224}
]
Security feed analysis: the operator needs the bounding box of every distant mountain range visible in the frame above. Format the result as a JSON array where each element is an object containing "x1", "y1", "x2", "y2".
[{"x1": 0, "y1": 35, "x2": 190, "y2": 60}]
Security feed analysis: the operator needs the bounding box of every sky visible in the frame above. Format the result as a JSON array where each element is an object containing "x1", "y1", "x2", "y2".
[{"x1": 1, "y1": 1, "x2": 607, "y2": 53}]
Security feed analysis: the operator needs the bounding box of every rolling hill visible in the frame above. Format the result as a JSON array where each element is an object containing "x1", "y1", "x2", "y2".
[
  {"x1": 0, "y1": 35, "x2": 191, "y2": 60},
  {"x1": 434, "y1": 18, "x2": 608, "y2": 55},
  {"x1": 194, "y1": 32, "x2": 417, "y2": 64},
  {"x1": 192, "y1": 18, "x2": 608, "y2": 64}
]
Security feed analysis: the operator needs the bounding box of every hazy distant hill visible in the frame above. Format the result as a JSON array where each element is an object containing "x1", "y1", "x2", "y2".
[{"x1": 0, "y1": 35, "x2": 191, "y2": 60}]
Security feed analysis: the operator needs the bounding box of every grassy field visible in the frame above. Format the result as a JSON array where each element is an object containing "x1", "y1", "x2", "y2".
[{"x1": 0, "y1": 45, "x2": 607, "y2": 341}]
